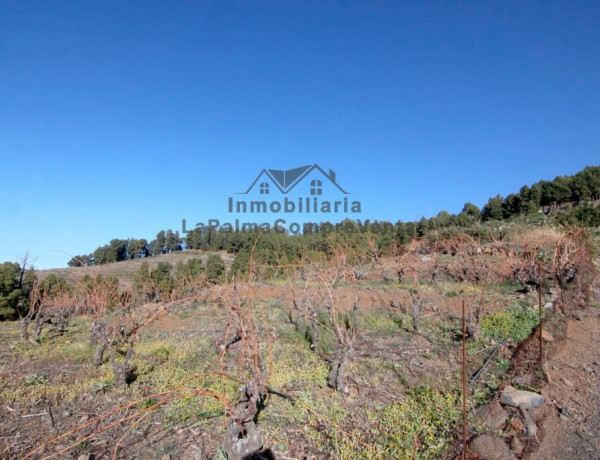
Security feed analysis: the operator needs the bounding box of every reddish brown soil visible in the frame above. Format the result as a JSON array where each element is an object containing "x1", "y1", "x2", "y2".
[{"x1": 528, "y1": 312, "x2": 600, "y2": 460}]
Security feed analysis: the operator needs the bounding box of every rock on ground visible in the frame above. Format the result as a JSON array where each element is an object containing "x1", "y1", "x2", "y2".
[
  {"x1": 500, "y1": 385, "x2": 545, "y2": 409},
  {"x1": 474, "y1": 399, "x2": 508, "y2": 430},
  {"x1": 469, "y1": 434, "x2": 515, "y2": 460}
]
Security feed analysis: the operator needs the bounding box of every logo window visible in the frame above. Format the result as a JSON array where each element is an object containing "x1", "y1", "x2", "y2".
[
  {"x1": 260, "y1": 182, "x2": 269, "y2": 194},
  {"x1": 310, "y1": 179, "x2": 322, "y2": 195}
]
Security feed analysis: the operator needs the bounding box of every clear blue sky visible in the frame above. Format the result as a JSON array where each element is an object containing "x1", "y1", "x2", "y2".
[{"x1": 1, "y1": 1, "x2": 599, "y2": 269}]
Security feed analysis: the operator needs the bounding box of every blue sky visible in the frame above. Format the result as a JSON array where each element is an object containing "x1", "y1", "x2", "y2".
[{"x1": 1, "y1": 1, "x2": 599, "y2": 269}]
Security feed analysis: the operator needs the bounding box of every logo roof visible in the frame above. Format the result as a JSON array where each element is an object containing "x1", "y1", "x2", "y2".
[{"x1": 238, "y1": 164, "x2": 349, "y2": 194}]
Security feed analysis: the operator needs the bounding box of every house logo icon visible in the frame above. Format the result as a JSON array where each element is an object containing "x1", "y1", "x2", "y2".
[{"x1": 237, "y1": 164, "x2": 350, "y2": 195}]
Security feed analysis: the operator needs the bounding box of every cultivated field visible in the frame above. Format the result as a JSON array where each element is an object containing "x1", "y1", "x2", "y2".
[{"x1": 1, "y1": 227, "x2": 599, "y2": 459}]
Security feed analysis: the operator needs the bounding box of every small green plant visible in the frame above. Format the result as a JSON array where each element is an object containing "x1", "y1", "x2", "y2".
[
  {"x1": 368, "y1": 386, "x2": 461, "y2": 458},
  {"x1": 481, "y1": 305, "x2": 540, "y2": 342},
  {"x1": 73, "y1": 440, "x2": 90, "y2": 454},
  {"x1": 151, "y1": 344, "x2": 171, "y2": 360},
  {"x1": 140, "y1": 397, "x2": 158, "y2": 409},
  {"x1": 23, "y1": 373, "x2": 47, "y2": 386},
  {"x1": 90, "y1": 381, "x2": 112, "y2": 393}
]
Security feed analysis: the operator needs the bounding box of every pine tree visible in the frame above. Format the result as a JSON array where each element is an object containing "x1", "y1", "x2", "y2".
[
  {"x1": 482, "y1": 195, "x2": 504, "y2": 221},
  {"x1": 149, "y1": 230, "x2": 166, "y2": 256}
]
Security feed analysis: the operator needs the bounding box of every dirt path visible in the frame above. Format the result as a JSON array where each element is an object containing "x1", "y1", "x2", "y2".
[{"x1": 528, "y1": 313, "x2": 600, "y2": 460}]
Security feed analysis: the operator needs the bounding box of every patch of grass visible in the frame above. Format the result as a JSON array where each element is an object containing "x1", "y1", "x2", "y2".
[
  {"x1": 481, "y1": 304, "x2": 540, "y2": 342},
  {"x1": 139, "y1": 337, "x2": 217, "y2": 391},
  {"x1": 1, "y1": 366, "x2": 110, "y2": 404},
  {"x1": 39, "y1": 340, "x2": 95, "y2": 364},
  {"x1": 359, "y1": 311, "x2": 402, "y2": 334},
  {"x1": 432, "y1": 320, "x2": 462, "y2": 344},
  {"x1": 497, "y1": 280, "x2": 523, "y2": 295},
  {"x1": 368, "y1": 386, "x2": 461, "y2": 459},
  {"x1": 10, "y1": 318, "x2": 93, "y2": 364},
  {"x1": 140, "y1": 397, "x2": 158, "y2": 409},
  {"x1": 470, "y1": 356, "x2": 511, "y2": 406},
  {"x1": 270, "y1": 382, "x2": 461, "y2": 459},
  {"x1": 269, "y1": 342, "x2": 329, "y2": 390},
  {"x1": 279, "y1": 384, "x2": 458, "y2": 459},
  {"x1": 438, "y1": 255, "x2": 456, "y2": 263},
  {"x1": 397, "y1": 279, "x2": 418, "y2": 291},
  {"x1": 316, "y1": 328, "x2": 338, "y2": 356},
  {"x1": 149, "y1": 344, "x2": 171, "y2": 360},
  {"x1": 164, "y1": 393, "x2": 225, "y2": 425}
]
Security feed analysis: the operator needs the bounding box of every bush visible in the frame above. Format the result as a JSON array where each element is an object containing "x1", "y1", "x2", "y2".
[
  {"x1": 205, "y1": 254, "x2": 226, "y2": 284},
  {"x1": 559, "y1": 203, "x2": 600, "y2": 227},
  {"x1": 0, "y1": 261, "x2": 33, "y2": 320},
  {"x1": 229, "y1": 250, "x2": 250, "y2": 279},
  {"x1": 151, "y1": 262, "x2": 174, "y2": 300}
]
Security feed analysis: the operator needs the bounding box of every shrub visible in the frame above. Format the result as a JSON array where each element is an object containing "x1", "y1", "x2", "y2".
[{"x1": 205, "y1": 254, "x2": 226, "y2": 283}]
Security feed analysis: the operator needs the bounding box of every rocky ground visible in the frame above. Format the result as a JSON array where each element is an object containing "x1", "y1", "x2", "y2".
[
  {"x1": 467, "y1": 300, "x2": 600, "y2": 460},
  {"x1": 529, "y1": 313, "x2": 600, "y2": 460}
]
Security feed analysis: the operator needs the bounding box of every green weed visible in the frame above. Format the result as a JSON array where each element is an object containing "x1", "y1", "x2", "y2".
[{"x1": 481, "y1": 304, "x2": 540, "y2": 342}]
